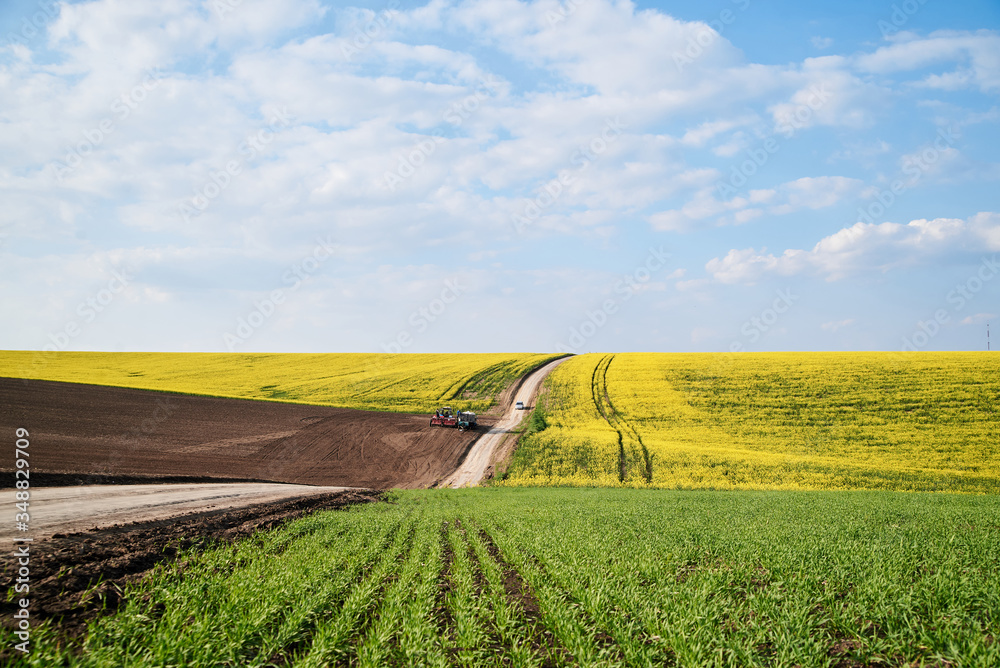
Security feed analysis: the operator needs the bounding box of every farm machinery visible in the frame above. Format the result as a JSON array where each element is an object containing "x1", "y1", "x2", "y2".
[
  {"x1": 457, "y1": 411, "x2": 478, "y2": 431},
  {"x1": 430, "y1": 406, "x2": 458, "y2": 427},
  {"x1": 430, "y1": 406, "x2": 477, "y2": 431}
]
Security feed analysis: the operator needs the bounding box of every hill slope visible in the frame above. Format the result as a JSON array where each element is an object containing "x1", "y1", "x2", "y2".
[
  {"x1": 0, "y1": 351, "x2": 563, "y2": 413},
  {"x1": 505, "y1": 352, "x2": 1000, "y2": 493}
]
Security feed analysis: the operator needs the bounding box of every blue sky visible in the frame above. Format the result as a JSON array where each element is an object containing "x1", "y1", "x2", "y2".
[{"x1": 1, "y1": 0, "x2": 998, "y2": 354}]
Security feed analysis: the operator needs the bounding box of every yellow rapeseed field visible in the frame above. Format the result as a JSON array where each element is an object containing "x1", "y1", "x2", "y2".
[
  {"x1": 0, "y1": 351, "x2": 562, "y2": 414},
  {"x1": 504, "y1": 352, "x2": 1000, "y2": 493}
]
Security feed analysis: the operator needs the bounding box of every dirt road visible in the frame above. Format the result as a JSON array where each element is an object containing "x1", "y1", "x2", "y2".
[
  {"x1": 440, "y1": 356, "x2": 567, "y2": 488},
  {"x1": 0, "y1": 489, "x2": 380, "y2": 642},
  {"x1": 0, "y1": 483, "x2": 353, "y2": 541}
]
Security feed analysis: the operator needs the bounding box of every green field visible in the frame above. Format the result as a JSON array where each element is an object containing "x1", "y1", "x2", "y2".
[
  {"x1": 0, "y1": 351, "x2": 562, "y2": 414},
  {"x1": 16, "y1": 488, "x2": 1000, "y2": 667}
]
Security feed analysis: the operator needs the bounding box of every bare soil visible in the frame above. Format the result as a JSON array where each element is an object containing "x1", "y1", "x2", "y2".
[{"x1": 1, "y1": 377, "x2": 492, "y2": 490}]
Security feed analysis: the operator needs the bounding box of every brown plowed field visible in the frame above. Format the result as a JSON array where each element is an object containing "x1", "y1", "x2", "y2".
[{"x1": 0, "y1": 377, "x2": 492, "y2": 489}]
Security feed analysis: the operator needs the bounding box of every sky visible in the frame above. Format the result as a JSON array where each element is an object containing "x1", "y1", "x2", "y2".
[{"x1": 1, "y1": 0, "x2": 999, "y2": 355}]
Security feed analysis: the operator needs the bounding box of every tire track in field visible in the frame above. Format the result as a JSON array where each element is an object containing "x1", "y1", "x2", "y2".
[
  {"x1": 452, "y1": 519, "x2": 511, "y2": 665},
  {"x1": 601, "y1": 356, "x2": 653, "y2": 483},
  {"x1": 436, "y1": 521, "x2": 458, "y2": 648},
  {"x1": 590, "y1": 354, "x2": 652, "y2": 483},
  {"x1": 476, "y1": 528, "x2": 569, "y2": 668},
  {"x1": 590, "y1": 354, "x2": 627, "y2": 482},
  {"x1": 478, "y1": 526, "x2": 628, "y2": 667},
  {"x1": 441, "y1": 517, "x2": 549, "y2": 666}
]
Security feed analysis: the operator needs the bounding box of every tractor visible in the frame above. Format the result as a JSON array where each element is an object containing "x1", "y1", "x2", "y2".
[
  {"x1": 430, "y1": 406, "x2": 477, "y2": 430},
  {"x1": 457, "y1": 411, "x2": 478, "y2": 432}
]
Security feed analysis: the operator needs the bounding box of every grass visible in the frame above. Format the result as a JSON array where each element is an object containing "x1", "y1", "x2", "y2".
[
  {"x1": 504, "y1": 352, "x2": 1000, "y2": 493},
  {"x1": 0, "y1": 351, "x2": 564, "y2": 414},
  {"x1": 522, "y1": 407, "x2": 548, "y2": 437},
  {"x1": 13, "y1": 487, "x2": 1000, "y2": 667}
]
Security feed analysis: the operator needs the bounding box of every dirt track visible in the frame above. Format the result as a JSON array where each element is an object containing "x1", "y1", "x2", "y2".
[
  {"x1": 0, "y1": 483, "x2": 354, "y2": 542},
  {"x1": 440, "y1": 356, "x2": 567, "y2": 487},
  {"x1": 0, "y1": 489, "x2": 381, "y2": 646},
  {"x1": 0, "y1": 377, "x2": 491, "y2": 490}
]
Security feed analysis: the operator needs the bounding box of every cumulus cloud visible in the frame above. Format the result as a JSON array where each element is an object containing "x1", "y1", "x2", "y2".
[
  {"x1": 706, "y1": 212, "x2": 1000, "y2": 283},
  {"x1": 768, "y1": 56, "x2": 885, "y2": 133},
  {"x1": 449, "y1": 0, "x2": 747, "y2": 95},
  {"x1": 649, "y1": 175, "x2": 865, "y2": 230}
]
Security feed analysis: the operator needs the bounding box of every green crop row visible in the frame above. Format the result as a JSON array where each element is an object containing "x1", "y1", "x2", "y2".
[{"x1": 11, "y1": 488, "x2": 1000, "y2": 667}]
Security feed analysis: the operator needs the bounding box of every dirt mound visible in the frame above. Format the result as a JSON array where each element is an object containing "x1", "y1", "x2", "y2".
[
  {"x1": 0, "y1": 378, "x2": 489, "y2": 489},
  {"x1": 0, "y1": 489, "x2": 382, "y2": 649}
]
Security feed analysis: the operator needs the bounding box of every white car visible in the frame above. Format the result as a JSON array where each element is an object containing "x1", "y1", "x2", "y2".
[{"x1": 515, "y1": 401, "x2": 524, "y2": 410}]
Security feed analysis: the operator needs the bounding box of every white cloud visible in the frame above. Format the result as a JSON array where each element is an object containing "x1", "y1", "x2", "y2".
[
  {"x1": 450, "y1": 0, "x2": 747, "y2": 95},
  {"x1": 811, "y1": 36, "x2": 833, "y2": 50},
  {"x1": 855, "y1": 30, "x2": 1000, "y2": 93},
  {"x1": 680, "y1": 116, "x2": 756, "y2": 147},
  {"x1": 897, "y1": 143, "x2": 965, "y2": 185},
  {"x1": 706, "y1": 212, "x2": 1000, "y2": 283},
  {"x1": 821, "y1": 318, "x2": 854, "y2": 332},
  {"x1": 961, "y1": 313, "x2": 996, "y2": 325},
  {"x1": 213, "y1": 0, "x2": 327, "y2": 44},
  {"x1": 768, "y1": 176, "x2": 865, "y2": 214},
  {"x1": 649, "y1": 175, "x2": 864, "y2": 230},
  {"x1": 768, "y1": 56, "x2": 884, "y2": 133},
  {"x1": 705, "y1": 247, "x2": 808, "y2": 284}
]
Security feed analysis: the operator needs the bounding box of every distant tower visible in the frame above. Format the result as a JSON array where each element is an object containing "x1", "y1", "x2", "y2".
[{"x1": 989, "y1": 323, "x2": 992, "y2": 351}]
